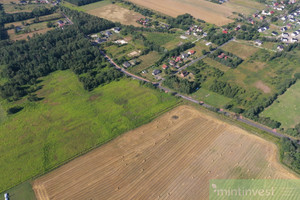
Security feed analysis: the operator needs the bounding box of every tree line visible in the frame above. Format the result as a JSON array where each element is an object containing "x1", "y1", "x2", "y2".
[
  {"x1": 0, "y1": 6, "x2": 57, "y2": 24},
  {"x1": 281, "y1": 138, "x2": 300, "y2": 173},
  {"x1": 65, "y1": 0, "x2": 102, "y2": 6},
  {"x1": 0, "y1": 4, "x2": 8, "y2": 40}
]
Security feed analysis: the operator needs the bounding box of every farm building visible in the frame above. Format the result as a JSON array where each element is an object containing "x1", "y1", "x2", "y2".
[
  {"x1": 152, "y1": 69, "x2": 162, "y2": 75},
  {"x1": 122, "y1": 61, "x2": 131, "y2": 68},
  {"x1": 180, "y1": 71, "x2": 189, "y2": 77},
  {"x1": 255, "y1": 40, "x2": 263, "y2": 46}
]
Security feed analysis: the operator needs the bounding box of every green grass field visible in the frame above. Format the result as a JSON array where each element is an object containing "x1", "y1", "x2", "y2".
[
  {"x1": 221, "y1": 41, "x2": 259, "y2": 59},
  {"x1": 143, "y1": 32, "x2": 179, "y2": 46},
  {"x1": 219, "y1": 49, "x2": 299, "y2": 93},
  {"x1": 0, "y1": 181, "x2": 36, "y2": 200},
  {"x1": 262, "y1": 81, "x2": 300, "y2": 129},
  {"x1": 128, "y1": 51, "x2": 161, "y2": 74},
  {"x1": 191, "y1": 88, "x2": 232, "y2": 108},
  {"x1": 0, "y1": 70, "x2": 179, "y2": 193},
  {"x1": 3, "y1": 4, "x2": 51, "y2": 13},
  {"x1": 202, "y1": 57, "x2": 230, "y2": 72}
]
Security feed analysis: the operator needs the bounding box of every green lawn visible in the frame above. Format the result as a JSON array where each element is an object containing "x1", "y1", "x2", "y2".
[
  {"x1": 0, "y1": 70, "x2": 179, "y2": 193},
  {"x1": 261, "y1": 81, "x2": 300, "y2": 129},
  {"x1": 143, "y1": 32, "x2": 179, "y2": 46},
  {"x1": 0, "y1": 181, "x2": 36, "y2": 200},
  {"x1": 191, "y1": 88, "x2": 232, "y2": 108},
  {"x1": 128, "y1": 51, "x2": 161, "y2": 74}
]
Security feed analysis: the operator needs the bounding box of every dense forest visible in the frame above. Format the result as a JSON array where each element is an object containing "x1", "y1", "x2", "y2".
[
  {"x1": 65, "y1": 0, "x2": 102, "y2": 6},
  {"x1": 0, "y1": 4, "x2": 8, "y2": 40},
  {"x1": 0, "y1": 7, "x2": 122, "y2": 100},
  {"x1": 281, "y1": 138, "x2": 300, "y2": 173}
]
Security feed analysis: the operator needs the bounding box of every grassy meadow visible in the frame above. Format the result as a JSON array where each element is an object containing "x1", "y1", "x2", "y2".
[
  {"x1": 262, "y1": 81, "x2": 300, "y2": 129},
  {"x1": 0, "y1": 70, "x2": 179, "y2": 193},
  {"x1": 191, "y1": 88, "x2": 232, "y2": 108}
]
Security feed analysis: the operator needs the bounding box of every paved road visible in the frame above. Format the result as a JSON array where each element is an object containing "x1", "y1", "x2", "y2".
[
  {"x1": 177, "y1": 38, "x2": 235, "y2": 73},
  {"x1": 237, "y1": 118, "x2": 287, "y2": 138}
]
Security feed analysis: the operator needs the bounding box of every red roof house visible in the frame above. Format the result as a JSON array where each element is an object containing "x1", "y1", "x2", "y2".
[
  {"x1": 162, "y1": 64, "x2": 168, "y2": 70},
  {"x1": 175, "y1": 56, "x2": 182, "y2": 62},
  {"x1": 188, "y1": 50, "x2": 195, "y2": 55}
]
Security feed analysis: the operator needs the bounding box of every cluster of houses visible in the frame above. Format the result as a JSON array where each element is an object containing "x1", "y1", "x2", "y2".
[
  {"x1": 258, "y1": 26, "x2": 269, "y2": 33},
  {"x1": 281, "y1": 32, "x2": 299, "y2": 43},
  {"x1": 168, "y1": 50, "x2": 195, "y2": 69},
  {"x1": 91, "y1": 27, "x2": 121, "y2": 44},
  {"x1": 136, "y1": 18, "x2": 151, "y2": 27},
  {"x1": 122, "y1": 60, "x2": 137, "y2": 69},
  {"x1": 251, "y1": 10, "x2": 274, "y2": 21},
  {"x1": 217, "y1": 52, "x2": 230, "y2": 59},
  {"x1": 185, "y1": 25, "x2": 203, "y2": 36},
  {"x1": 271, "y1": 2, "x2": 286, "y2": 11},
  {"x1": 281, "y1": 10, "x2": 300, "y2": 23},
  {"x1": 19, "y1": 0, "x2": 60, "y2": 4},
  {"x1": 151, "y1": 50, "x2": 196, "y2": 76}
]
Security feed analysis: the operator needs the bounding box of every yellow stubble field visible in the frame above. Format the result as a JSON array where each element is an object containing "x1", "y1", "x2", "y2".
[{"x1": 33, "y1": 106, "x2": 297, "y2": 200}]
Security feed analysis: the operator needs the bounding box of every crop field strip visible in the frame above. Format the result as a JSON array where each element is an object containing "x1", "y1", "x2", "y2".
[{"x1": 33, "y1": 106, "x2": 297, "y2": 200}]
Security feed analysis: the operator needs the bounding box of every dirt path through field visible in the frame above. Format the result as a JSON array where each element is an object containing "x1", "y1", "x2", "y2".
[{"x1": 33, "y1": 105, "x2": 297, "y2": 200}]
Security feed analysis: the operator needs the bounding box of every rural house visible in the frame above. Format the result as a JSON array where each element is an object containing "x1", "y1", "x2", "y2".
[
  {"x1": 122, "y1": 61, "x2": 131, "y2": 68},
  {"x1": 180, "y1": 71, "x2": 189, "y2": 77},
  {"x1": 162, "y1": 64, "x2": 169, "y2": 70},
  {"x1": 152, "y1": 69, "x2": 162, "y2": 76},
  {"x1": 255, "y1": 40, "x2": 263, "y2": 46}
]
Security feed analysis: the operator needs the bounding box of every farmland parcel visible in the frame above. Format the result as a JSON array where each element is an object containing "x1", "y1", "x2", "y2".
[
  {"x1": 0, "y1": 70, "x2": 179, "y2": 193},
  {"x1": 33, "y1": 106, "x2": 297, "y2": 200}
]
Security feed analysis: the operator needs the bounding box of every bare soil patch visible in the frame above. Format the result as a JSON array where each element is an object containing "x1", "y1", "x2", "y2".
[
  {"x1": 255, "y1": 80, "x2": 271, "y2": 93},
  {"x1": 33, "y1": 106, "x2": 296, "y2": 200},
  {"x1": 87, "y1": 4, "x2": 144, "y2": 26}
]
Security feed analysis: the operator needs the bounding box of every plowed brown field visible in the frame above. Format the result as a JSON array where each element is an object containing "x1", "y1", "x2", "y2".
[{"x1": 33, "y1": 106, "x2": 297, "y2": 200}]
